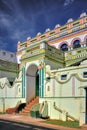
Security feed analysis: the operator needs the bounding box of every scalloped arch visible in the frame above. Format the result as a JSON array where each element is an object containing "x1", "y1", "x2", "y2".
[
  {"x1": 58, "y1": 41, "x2": 69, "y2": 49},
  {"x1": 71, "y1": 37, "x2": 81, "y2": 47}
]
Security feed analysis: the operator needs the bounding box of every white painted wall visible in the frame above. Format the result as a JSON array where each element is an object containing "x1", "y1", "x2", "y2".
[{"x1": 40, "y1": 62, "x2": 87, "y2": 125}]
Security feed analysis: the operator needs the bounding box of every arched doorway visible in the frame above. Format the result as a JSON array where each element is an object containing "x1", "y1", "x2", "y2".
[{"x1": 26, "y1": 64, "x2": 39, "y2": 102}]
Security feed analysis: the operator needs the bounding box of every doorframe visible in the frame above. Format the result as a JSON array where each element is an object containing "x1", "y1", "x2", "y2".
[{"x1": 85, "y1": 88, "x2": 87, "y2": 124}]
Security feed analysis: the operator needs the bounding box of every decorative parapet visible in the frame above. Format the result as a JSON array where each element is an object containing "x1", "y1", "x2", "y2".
[
  {"x1": 17, "y1": 15, "x2": 87, "y2": 52},
  {"x1": 21, "y1": 42, "x2": 64, "y2": 66},
  {"x1": 45, "y1": 62, "x2": 87, "y2": 84},
  {"x1": 65, "y1": 46, "x2": 87, "y2": 66}
]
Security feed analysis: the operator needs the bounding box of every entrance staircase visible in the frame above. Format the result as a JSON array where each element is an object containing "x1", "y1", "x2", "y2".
[{"x1": 19, "y1": 96, "x2": 39, "y2": 116}]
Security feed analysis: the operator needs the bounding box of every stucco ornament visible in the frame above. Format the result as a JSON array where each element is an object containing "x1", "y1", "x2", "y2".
[
  {"x1": 38, "y1": 58, "x2": 45, "y2": 69},
  {"x1": 80, "y1": 60, "x2": 87, "y2": 65},
  {"x1": 0, "y1": 78, "x2": 15, "y2": 89},
  {"x1": 0, "y1": 82, "x2": 5, "y2": 89}
]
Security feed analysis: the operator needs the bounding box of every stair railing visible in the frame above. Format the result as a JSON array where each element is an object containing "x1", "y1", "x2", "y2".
[{"x1": 53, "y1": 102, "x2": 79, "y2": 122}]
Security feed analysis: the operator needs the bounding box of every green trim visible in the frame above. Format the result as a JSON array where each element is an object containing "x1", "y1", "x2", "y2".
[
  {"x1": 22, "y1": 54, "x2": 64, "y2": 66},
  {"x1": 65, "y1": 46, "x2": 87, "y2": 66},
  {"x1": 41, "y1": 69, "x2": 43, "y2": 97},
  {"x1": 36, "y1": 73, "x2": 39, "y2": 96},
  {"x1": 22, "y1": 68, "x2": 23, "y2": 97},
  {"x1": 40, "y1": 96, "x2": 85, "y2": 98},
  {"x1": 45, "y1": 56, "x2": 64, "y2": 65},
  {"x1": 24, "y1": 67, "x2": 25, "y2": 97},
  {"x1": 42, "y1": 68, "x2": 44, "y2": 97},
  {"x1": 39, "y1": 68, "x2": 44, "y2": 98},
  {"x1": 39, "y1": 69, "x2": 41, "y2": 98},
  {"x1": 0, "y1": 69, "x2": 17, "y2": 73},
  {"x1": 22, "y1": 67, "x2": 25, "y2": 98},
  {"x1": 0, "y1": 97, "x2": 25, "y2": 99},
  {"x1": 26, "y1": 44, "x2": 40, "y2": 51},
  {"x1": 21, "y1": 53, "x2": 45, "y2": 61},
  {"x1": 0, "y1": 96, "x2": 85, "y2": 99},
  {"x1": 21, "y1": 50, "x2": 64, "y2": 65}
]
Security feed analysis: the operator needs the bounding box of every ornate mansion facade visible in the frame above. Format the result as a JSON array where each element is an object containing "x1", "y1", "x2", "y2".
[{"x1": 0, "y1": 12, "x2": 87, "y2": 126}]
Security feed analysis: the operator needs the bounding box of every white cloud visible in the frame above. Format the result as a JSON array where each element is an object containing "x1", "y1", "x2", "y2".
[
  {"x1": 0, "y1": 14, "x2": 12, "y2": 28},
  {"x1": 11, "y1": 30, "x2": 28, "y2": 40},
  {"x1": 0, "y1": 0, "x2": 51, "y2": 48},
  {"x1": 64, "y1": 0, "x2": 74, "y2": 6}
]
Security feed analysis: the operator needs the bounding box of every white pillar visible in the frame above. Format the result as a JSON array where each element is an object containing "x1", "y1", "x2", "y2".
[
  {"x1": 79, "y1": 113, "x2": 85, "y2": 126},
  {"x1": 84, "y1": 44, "x2": 86, "y2": 47}
]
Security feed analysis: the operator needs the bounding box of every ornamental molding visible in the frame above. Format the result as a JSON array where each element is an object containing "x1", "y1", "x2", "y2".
[
  {"x1": 55, "y1": 73, "x2": 87, "y2": 84},
  {"x1": 0, "y1": 75, "x2": 22, "y2": 89},
  {"x1": 46, "y1": 71, "x2": 87, "y2": 84},
  {"x1": 0, "y1": 80, "x2": 13, "y2": 89}
]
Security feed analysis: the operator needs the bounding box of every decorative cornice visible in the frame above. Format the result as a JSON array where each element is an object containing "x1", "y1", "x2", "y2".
[{"x1": 49, "y1": 29, "x2": 87, "y2": 45}]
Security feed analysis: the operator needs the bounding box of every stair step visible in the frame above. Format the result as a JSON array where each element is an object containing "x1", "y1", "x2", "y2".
[
  {"x1": 22, "y1": 110, "x2": 30, "y2": 113},
  {"x1": 19, "y1": 112, "x2": 30, "y2": 116},
  {"x1": 20, "y1": 96, "x2": 39, "y2": 116}
]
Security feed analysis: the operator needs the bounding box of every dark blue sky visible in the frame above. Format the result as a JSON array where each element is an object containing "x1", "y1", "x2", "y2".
[{"x1": 0, "y1": 0, "x2": 87, "y2": 52}]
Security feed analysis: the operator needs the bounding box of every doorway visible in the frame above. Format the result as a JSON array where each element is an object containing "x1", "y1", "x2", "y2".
[
  {"x1": 26, "y1": 64, "x2": 39, "y2": 102},
  {"x1": 85, "y1": 88, "x2": 87, "y2": 124}
]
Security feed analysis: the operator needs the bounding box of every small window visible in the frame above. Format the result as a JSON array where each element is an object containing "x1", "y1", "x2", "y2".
[
  {"x1": 11, "y1": 54, "x2": 14, "y2": 57},
  {"x1": 73, "y1": 21, "x2": 79, "y2": 26},
  {"x1": 60, "y1": 44, "x2": 68, "y2": 51},
  {"x1": 18, "y1": 88, "x2": 20, "y2": 93},
  {"x1": 61, "y1": 74, "x2": 67, "y2": 80},
  {"x1": 41, "y1": 35, "x2": 45, "y2": 38},
  {"x1": 69, "y1": 52, "x2": 72, "y2": 55},
  {"x1": 83, "y1": 72, "x2": 87, "y2": 78},
  {"x1": 46, "y1": 77, "x2": 51, "y2": 81},
  {"x1": 60, "y1": 26, "x2": 67, "y2": 31},
  {"x1": 47, "y1": 86, "x2": 50, "y2": 91},
  {"x1": 31, "y1": 38, "x2": 37, "y2": 42},
  {"x1": 25, "y1": 44, "x2": 27, "y2": 47},
  {"x1": 48, "y1": 48, "x2": 51, "y2": 51},
  {"x1": 3, "y1": 52, "x2": 6, "y2": 55},
  {"x1": 73, "y1": 40, "x2": 81, "y2": 49},
  {"x1": 77, "y1": 50, "x2": 81, "y2": 53},
  {"x1": 50, "y1": 31, "x2": 55, "y2": 35}
]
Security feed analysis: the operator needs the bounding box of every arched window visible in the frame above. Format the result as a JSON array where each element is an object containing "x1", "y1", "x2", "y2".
[
  {"x1": 73, "y1": 40, "x2": 81, "y2": 49},
  {"x1": 47, "y1": 86, "x2": 50, "y2": 91},
  {"x1": 60, "y1": 44, "x2": 68, "y2": 51}
]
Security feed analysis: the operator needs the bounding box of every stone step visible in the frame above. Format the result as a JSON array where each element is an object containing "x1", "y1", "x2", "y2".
[
  {"x1": 22, "y1": 110, "x2": 30, "y2": 113},
  {"x1": 19, "y1": 112, "x2": 30, "y2": 116},
  {"x1": 20, "y1": 96, "x2": 39, "y2": 116},
  {"x1": 22, "y1": 108, "x2": 31, "y2": 112}
]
